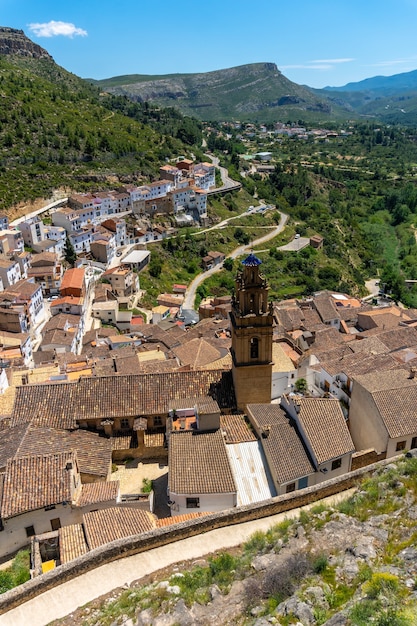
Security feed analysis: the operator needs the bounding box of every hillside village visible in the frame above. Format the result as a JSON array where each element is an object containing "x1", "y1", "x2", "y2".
[
  {"x1": 0, "y1": 187, "x2": 417, "y2": 580},
  {"x1": 0, "y1": 140, "x2": 415, "y2": 585}
]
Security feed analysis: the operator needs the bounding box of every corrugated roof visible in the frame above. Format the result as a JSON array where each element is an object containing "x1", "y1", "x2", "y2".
[{"x1": 226, "y1": 441, "x2": 275, "y2": 505}]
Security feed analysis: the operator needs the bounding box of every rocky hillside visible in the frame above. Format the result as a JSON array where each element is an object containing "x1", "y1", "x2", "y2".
[
  {"x1": 56, "y1": 455, "x2": 417, "y2": 625},
  {"x1": 92, "y1": 63, "x2": 336, "y2": 122},
  {"x1": 0, "y1": 27, "x2": 52, "y2": 60}
]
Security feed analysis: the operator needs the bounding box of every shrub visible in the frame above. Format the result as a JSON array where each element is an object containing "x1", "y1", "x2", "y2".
[
  {"x1": 141, "y1": 478, "x2": 153, "y2": 493},
  {"x1": 261, "y1": 553, "x2": 312, "y2": 602},
  {"x1": 362, "y1": 572, "x2": 400, "y2": 599},
  {"x1": 313, "y1": 553, "x2": 328, "y2": 574}
]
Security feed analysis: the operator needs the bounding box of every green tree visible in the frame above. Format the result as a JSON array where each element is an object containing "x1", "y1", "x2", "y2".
[{"x1": 64, "y1": 235, "x2": 77, "y2": 267}]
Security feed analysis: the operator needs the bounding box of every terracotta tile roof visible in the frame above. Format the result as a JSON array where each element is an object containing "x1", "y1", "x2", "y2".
[
  {"x1": 156, "y1": 511, "x2": 210, "y2": 527},
  {"x1": 138, "y1": 359, "x2": 180, "y2": 374},
  {"x1": 15, "y1": 427, "x2": 112, "y2": 478},
  {"x1": 60, "y1": 268, "x2": 85, "y2": 292},
  {"x1": 220, "y1": 414, "x2": 256, "y2": 444},
  {"x1": 1, "y1": 451, "x2": 76, "y2": 519},
  {"x1": 246, "y1": 404, "x2": 314, "y2": 484},
  {"x1": 42, "y1": 313, "x2": 81, "y2": 333},
  {"x1": 0, "y1": 423, "x2": 27, "y2": 469},
  {"x1": 319, "y1": 352, "x2": 397, "y2": 378},
  {"x1": 349, "y1": 336, "x2": 390, "y2": 355},
  {"x1": 375, "y1": 327, "x2": 417, "y2": 352},
  {"x1": 110, "y1": 431, "x2": 138, "y2": 450},
  {"x1": 83, "y1": 507, "x2": 155, "y2": 550},
  {"x1": 11, "y1": 370, "x2": 236, "y2": 426},
  {"x1": 169, "y1": 430, "x2": 236, "y2": 495},
  {"x1": 296, "y1": 398, "x2": 355, "y2": 464},
  {"x1": 172, "y1": 338, "x2": 222, "y2": 369},
  {"x1": 313, "y1": 294, "x2": 340, "y2": 323},
  {"x1": 372, "y1": 386, "x2": 417, "y2": 438},
  {"x1": 59, "y1": 524, "x2": 88, "y2": 564},
  {"x1": 76, "y1": 481, "x2": 119, "y2": 508},
  {"x1": 144, "y1": 432, "x2": 164, "y2": 448},
  {"x1": 353, "y1": 367, "x2": 415, "y2": 393}
]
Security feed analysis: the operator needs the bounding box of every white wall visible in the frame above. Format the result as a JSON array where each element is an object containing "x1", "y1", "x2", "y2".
[{"x1": 169, "y1": 492, "x2": 236, "y2": 516}]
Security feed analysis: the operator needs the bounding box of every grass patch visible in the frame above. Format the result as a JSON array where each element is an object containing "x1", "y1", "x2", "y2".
[{"x1": 0, "y1": 550, "x2": 30, "y2": 594}]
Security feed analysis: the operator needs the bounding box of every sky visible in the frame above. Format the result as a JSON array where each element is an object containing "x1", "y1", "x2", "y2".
[{"x1": 2, "y1": 0, "x2": 417, "y2": 88}]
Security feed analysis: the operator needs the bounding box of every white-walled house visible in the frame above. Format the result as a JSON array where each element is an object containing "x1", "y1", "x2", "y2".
[
  {"x1": 168, "y1": 430, "x2": 237, "y2": 515},
  {"x1": 349, "y1": 367, "x2": 417, "y2": 458},
  {"x1": 246, "y1": 397, "x2": 355, "y2": 496},
  {"x1": 18, "y1": 216, "x2": 46, "y2": 247},
  {"x1": 0, "y1": 452, "x2": 83, "y2": 557},
  {"x1": 0, "y1": 258, "x2": 22, "y2": 288}
]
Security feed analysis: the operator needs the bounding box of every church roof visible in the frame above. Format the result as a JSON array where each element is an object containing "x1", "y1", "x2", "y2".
[{"x1": 242, "y1": 253, "x2": 262, "y2": 267}]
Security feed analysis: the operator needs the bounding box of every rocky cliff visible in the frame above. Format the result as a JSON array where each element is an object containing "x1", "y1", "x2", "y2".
[{"x1": 0, "y1": 27, "x2": 52, "y2": 60}]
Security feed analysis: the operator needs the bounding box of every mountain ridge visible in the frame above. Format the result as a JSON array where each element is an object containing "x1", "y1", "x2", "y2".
[{"x1": 92, "y1": 61, "x2": 334, "y2": 122}]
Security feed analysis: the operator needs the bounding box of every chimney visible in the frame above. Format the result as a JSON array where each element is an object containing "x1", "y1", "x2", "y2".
[{"x1": 409, "y1": 367, "x2": 417, "y2": 379}]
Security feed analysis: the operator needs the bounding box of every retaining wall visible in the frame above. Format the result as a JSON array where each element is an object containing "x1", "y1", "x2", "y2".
[{"x1": 0, "y1": 454, "x2": 402, "y2": 615}]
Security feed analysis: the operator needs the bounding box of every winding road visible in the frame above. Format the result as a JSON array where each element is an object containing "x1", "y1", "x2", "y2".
[{"x1": 183, "y1": 210, "x2": 288, "y2": 310}]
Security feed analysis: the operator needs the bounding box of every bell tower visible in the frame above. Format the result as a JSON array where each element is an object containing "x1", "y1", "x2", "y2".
[{"x1": 230, "y1": 253, "x2": 274, "y2": 411}]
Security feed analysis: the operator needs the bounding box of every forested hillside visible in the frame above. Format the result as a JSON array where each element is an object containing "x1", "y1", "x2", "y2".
[{"x1": 0, "y1": 46, "x2": 202, "y2": 211}]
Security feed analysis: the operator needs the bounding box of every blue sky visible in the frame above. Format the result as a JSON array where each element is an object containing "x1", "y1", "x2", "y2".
[{"x1": 2, "y1": 0, "x2": 417, "y2": 88}]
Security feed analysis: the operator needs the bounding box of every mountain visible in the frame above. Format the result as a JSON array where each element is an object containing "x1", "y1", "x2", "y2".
[
  {"x1": 92, "y1": 63, "x2": 336, "y2": 122},
  {"x1": 317, "y1": 68, "x2": 417, "y2": 124},
  {"x1": 0, "y1": 27, "x2": 202, "y2": 213},
  {"x1": 324, "y1": 68, "x2": 417, "y2": 95}
]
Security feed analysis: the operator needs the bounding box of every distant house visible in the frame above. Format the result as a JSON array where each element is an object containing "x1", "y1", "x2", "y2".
[
  {"x1": 310, "y1": 235, "x2": 324, "y2": 249},
  {"x1": 60, "y1": 267, "x2": 86, "y2": 299},
  {"x1": 0, "y1": 257, "x2": 22, "y2": 289},
  {"x1": 103, "y1": 265, "x2": 139, "y2": 298},
  {"x1": 202, "y1": 251, "x2": 225, "y2": 271},
  {"x1": 27, "y1": 252, "x2": 62, "y2": 295}
]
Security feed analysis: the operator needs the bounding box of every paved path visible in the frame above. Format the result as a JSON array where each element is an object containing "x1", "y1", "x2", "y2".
[
  {"x1": 183, "y1": 211, "x2": 288, "y2": 310},
  {"x1": 0, "y1": 489, "x2": 355, "y2": 626}
]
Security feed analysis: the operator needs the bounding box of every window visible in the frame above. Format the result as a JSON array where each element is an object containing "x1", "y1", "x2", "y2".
[
  {"x1": 120, "y1": 418, "x2": 129, "y2": 429},
  {"x1": 25, "y1": 525, "x2": 35, "y2": 538},
  {"x1": 285, "y1": 483, "x2": 296, "y2": 493},
  {"x1": 186, "y1": 497, "x2": 200, "y2": 508},
  {"x1": 50, "y1": 518, "x2": 61, "y2": 531},
  {"x1": 250, "y1": 337, "x2": 259, "y2": 359},
  {"x1": 396, "y1": 440, "x2": 406, "y2": 451},
  {"x1": 298, "y1": 477, "x2": 308, "y2": 489},
  {"x1": 331, "y1": 458, "x2": 342, "y2": 471},
  {"x1": 412, "y1": 437, "x2": 417, "y2": 450},
  {"x1": 154, "y1": 416, "x2": 162, "y2": 427}
]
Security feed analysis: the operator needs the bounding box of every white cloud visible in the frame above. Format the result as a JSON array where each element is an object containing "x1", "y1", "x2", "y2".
[
  {"x1": 281, "y1": 64, "x2": 333, "y2": 71},
  {"x1": 369, "y1": 56, "x2": 417, "y2": 68},
  {"x1": 310, "y1": 58, "x2": 355, "y2": 64},
  {"x1": 28, "y1": 20, "x2": 87, "y2": 38}
]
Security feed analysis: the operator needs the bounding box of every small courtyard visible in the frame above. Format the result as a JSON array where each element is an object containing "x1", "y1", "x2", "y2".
[{"x1": 110, "y1": 459, "x2": 169, "y2": 518}]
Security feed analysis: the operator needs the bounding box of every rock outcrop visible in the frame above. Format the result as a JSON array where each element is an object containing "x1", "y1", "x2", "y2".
[{"x1": 0, "y1": 27, "x2": 52, "y2": 60}]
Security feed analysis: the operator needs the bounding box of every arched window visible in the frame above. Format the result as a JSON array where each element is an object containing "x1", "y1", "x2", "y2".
[{"x1": 250, "y1": 337, "x2": 259, "y2": 359}]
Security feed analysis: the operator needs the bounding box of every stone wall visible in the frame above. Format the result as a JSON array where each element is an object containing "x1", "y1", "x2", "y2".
[
  {"x1": 351, "y1": 449, "x2": 386, "y2": 471},
  {"x1": 0, "y1": 454, "x2": 403, "y2": 615}
]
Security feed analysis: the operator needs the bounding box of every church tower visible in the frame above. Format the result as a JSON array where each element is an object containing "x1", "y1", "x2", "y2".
[{"x1": 230, "y1": 253, "x2": 274, "y2": 411}]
